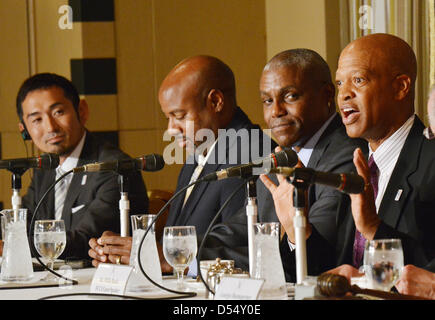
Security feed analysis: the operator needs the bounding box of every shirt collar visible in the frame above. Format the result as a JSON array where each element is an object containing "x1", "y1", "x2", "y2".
[
  {"x1": 196, "y1": 139, "x2": 218, "y2": 166},
  {"x1": 59, "y1": 131, "x2": 86, "y2": 172},
  {"x1": 369, "y1": 115, "x2": 415, "y2": 174},
  {"x1": 294, "y1": 113, "x2": 336, "y2": 167},
  {"x1": 423, "y1": 126, "x2": 435, "y2": 140}
]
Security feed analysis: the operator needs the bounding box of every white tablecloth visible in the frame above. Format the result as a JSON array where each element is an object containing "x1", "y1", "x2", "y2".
[{"x1": 0, "y1": 268, "x2": 209, "y2": 300}]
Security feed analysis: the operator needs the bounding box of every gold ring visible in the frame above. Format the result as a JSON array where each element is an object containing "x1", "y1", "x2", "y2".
[{"x1": 115, "y1": 255, "x2": 121, "y2": 265}]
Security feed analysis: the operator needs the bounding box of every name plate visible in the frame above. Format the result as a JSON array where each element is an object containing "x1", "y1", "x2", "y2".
[
  {"x1": 214, "y1": 277, "x2": 264, "y2": 300},
  {"x1": 90, "y1": 263, "x2": 133, "y2": 295}
]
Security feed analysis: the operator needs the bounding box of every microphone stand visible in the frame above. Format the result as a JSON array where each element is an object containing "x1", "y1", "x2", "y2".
[
  {"x1": 118, "y1": 174, "x2": 130, "y2": 237},
  {"x1": 291, "y1": 181, "x2": 309, "y2": 284},
  {"x1": 245, "y1": 178, "x2": 258, "y2": 277},
  {"x1": 10, "y1": 169, "x2": 26, "y2": 222},
  {"x1": 288, "y1": 169, "x2": 321, "y2": 299}
]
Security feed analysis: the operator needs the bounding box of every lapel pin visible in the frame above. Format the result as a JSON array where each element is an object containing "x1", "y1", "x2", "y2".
[
  {"x1": 394, "y1": 189, "x2": 403, "y2": 201},
  {"x1": 81, "y1": 175, "x2": 87, "y2": 185}
]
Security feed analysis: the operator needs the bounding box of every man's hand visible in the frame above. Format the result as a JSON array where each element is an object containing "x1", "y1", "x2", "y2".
[
  {"x1": 326, "y1": 264, "x2": 364, "y2": 282},
  {"x1": 395, "y1": 265, "x2": 435, "y2": 299},
  {"x1": 349, "y1": 148, "x2": 381, "y2": 240},
  {"x1": 259, "y1": 149, "x2": 311, "y2": 243},
  {"x1": 88, "y1": 231, "x2": 131, "y2": 267}
]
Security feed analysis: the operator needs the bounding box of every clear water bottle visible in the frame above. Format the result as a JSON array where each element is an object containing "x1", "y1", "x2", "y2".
[
  {"x1": 252, "y1": 222, "x2": 287, "y2": 299},
  {"x1": 126, "y1": 214, "x2": 162, "y2": 292}
]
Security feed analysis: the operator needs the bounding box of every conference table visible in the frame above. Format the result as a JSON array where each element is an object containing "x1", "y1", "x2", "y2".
[{"x1": 0, "y1": 266, "x2": 216, "y2": 300}]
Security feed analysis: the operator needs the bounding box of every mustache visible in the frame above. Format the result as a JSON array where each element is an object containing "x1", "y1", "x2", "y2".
[{"x1": 270, "y1": 119, "x2": 298, "y2": 128}]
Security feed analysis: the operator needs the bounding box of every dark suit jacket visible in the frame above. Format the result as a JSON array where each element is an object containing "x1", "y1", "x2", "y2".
[
  {"x1": 165, "y1": 107, "x2": 275, "y2": 238},
  {"x1": 23, "y1": 131, "x2": 149, "y2": 259},
  {"x1": 202, "y1": 113, "x2": 368, "y2": 282},
  {"x1": 335, "y1": 116, "x2": 435, "y2": 270}
]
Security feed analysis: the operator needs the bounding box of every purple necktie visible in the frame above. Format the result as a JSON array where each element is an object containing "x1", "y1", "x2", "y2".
[{"x1": 352, "y1": 155, "x2": 378, "y2": 268}]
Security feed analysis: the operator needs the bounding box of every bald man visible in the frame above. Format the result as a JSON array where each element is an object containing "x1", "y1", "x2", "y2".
[
  {"x1": 326, "y1": 33, "x2": 435, "y2": 282},
  {"x1": 89, "y1": 56, "x2": 274, "y2": 273}
]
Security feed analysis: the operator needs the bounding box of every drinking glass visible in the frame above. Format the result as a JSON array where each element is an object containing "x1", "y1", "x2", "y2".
[
  {"x1": 34, "y1": 220, "x2": 66, "y2": 282},
  {"x1": 162, "y1": 226, "x2": 197, "y2": 291},
  {"x1": 363, "y1": 239, "x2": 404, "y2": 291}
]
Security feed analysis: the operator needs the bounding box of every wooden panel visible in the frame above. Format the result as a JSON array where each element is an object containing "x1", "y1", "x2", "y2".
[
  {"x1": 153, "y1": 0, "x2": 267, "y2": 128},
  {"x1": 0, "y1": 0, "x2": 30, "y2": 132},
  {"x1": 114, "y1": 0, "x2": 156, "y2": 131}
]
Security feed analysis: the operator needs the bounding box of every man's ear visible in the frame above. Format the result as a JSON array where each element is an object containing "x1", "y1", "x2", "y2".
[
  {"x1": 78, "y1": 99, "x2": 89, "y2": 125},
  {"x1": 393, "y1": 74, "x2": 412, "y2": 101},
  {"x1": 18, "y1": 122, "x2": 25, "y2": 133},
  {"x1": 18, "y1": 122, "x2": 31, "y2": 140},
  {"x1": 207, "y1": 89, "x2": 225, "y2": 113}
]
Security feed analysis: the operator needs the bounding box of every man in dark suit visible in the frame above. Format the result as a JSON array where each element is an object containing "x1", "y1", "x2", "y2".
[
  {"x1": 202, "y1": 49, "x2": 367, "y2": 281},
  {"x1": 88, "y1": 56, "x2": 274, "y2": 274},
  {"x1": 316, "y1": 34, "x2": 435, "y2": 284},
  {"x1": 13, "y1": 73, "x2": 148, "y2": 260}
]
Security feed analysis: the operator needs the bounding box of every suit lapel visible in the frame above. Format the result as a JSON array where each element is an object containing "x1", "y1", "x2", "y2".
[
  {"x1": 167, "y1": 162, "x2": 196, "y2": 226},
  {"x1": 174, "y1": 107, "x2": 253, "y2": 226},
  {"x1": 378, "y1": 117, "x2": 424, "y2": 228},
  {"x1": 306, "y1": 114, "x2": 340, "y2": 169},
  {"x1": 60, "y1": 133, "x2": 95, "y2": 230}
]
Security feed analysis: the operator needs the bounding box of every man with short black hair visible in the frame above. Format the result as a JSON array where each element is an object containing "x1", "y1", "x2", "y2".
[{"x1": 13, "y1": 73, "x2": 148, "y2": 260}]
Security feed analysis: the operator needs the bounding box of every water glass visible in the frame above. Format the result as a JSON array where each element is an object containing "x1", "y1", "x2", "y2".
[
  {"x1": 363, "y1": 239, "x2": 404, "y2": 291},
  {"x1": 163, "y1": 226, "x2": 197, "y2": 291},
  {"x1": 34, "y1": 220, "x2": 66, "y2": 282}
]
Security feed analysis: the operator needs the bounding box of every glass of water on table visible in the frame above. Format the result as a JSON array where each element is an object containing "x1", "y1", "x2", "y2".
[
  {"x1": 163, "y1": 226, "x2": 197, "y2": 291},
  {"x1": 363, "y1": 239, "x2": 404, "y2": 292},
  {"x1": 34, "y1": 220, "x2": 66, "y2": 282}
]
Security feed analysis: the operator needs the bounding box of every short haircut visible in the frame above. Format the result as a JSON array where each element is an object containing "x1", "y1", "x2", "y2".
[
  {"x1": 264, "y1": 48, "x2": 333, "y2": 87},
  {"x1": 16, "y1": 73, "x2": 80, "y2": 121}
]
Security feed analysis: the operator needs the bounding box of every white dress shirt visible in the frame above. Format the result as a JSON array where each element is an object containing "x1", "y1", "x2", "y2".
[
  {"x1": 186, "y1": 139, "x2": 218, "y2": 277},
  {"x1": 54, "y1": 132, "x2": 86, "y2": 220},
  {"x1": 369, "y1": 115, "x2": 414, "y2": 212}
]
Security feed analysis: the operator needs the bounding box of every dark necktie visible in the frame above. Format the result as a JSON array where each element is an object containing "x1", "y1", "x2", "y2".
[{"x1": 352, "y1": 155, "x2": 379, "y2": 268}]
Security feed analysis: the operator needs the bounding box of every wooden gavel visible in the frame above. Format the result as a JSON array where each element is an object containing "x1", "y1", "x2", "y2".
[{"x1": 317, "y1": 273, "x2": 430, "y2": 300}]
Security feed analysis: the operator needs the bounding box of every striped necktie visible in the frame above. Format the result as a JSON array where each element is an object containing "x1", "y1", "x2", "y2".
[
  {"x1": 352, "y1": 155, "x2": 379, "y2": 268},
  {"x1": 54, "y1": 167, "x2": 68, "y2": 220}
]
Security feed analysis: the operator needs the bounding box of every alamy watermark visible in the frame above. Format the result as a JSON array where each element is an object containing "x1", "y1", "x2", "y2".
[
  {"x1": 359, "y1": 5, "x2": 373, "y2": 31},
  {"x1": 58, "y1": 5, "x2": 73, "y2": 30},
  {"x1": 162, "y1": 120, "x2": 275, "y2": 174}
]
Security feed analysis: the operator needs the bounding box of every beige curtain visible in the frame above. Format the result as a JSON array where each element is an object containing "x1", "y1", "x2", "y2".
[{"x1": 339, "y1": 0, "x2": 434, "y2": 123}]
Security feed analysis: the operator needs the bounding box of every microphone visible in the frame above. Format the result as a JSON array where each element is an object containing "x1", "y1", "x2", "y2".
[
  {"x1": 202, "y1": 148, "x2": 298, "y2": 181},
  {"x1": 0, "y1": 154, "x2": 59, "y2": 171},
  {"x1": 73, "y1": 154, "x2": 165, "y2": 173},
  {"x1": 265, "y1": 167, "x2": 365, "y2": 194}
]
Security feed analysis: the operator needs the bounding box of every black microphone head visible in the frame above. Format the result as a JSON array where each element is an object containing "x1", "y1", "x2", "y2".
[
  {"x1": 274, "y1": 147, "x2": 298, "y2": 167},
  {"x1": 143, "y1": 154, "x2": 165, "y2": 171},
  {"x1": 39, "y1": 153, "x2": 60, "y2": 169},
  {"x1": 342, "y1": 173, "x2": 365, "y2": 194}
]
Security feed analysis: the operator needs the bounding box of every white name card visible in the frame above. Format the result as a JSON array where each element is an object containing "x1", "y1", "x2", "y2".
[
  {"x1": 90, "y1": 263, "x2": 133, "y2": 295},
  {"x1": 214, "y1": 277, "x2": 264, "y2": 300}
]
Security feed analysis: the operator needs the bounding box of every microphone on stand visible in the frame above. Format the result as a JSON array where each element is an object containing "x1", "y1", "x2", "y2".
[
  {"x1": 0, "y1": 153, "x2": 59, "y2": 171},
  {"x1": 264, "y1": 167, "x2": 365, "y2": 194},
  {"x1": 202, "y1": 148, "x2": 298, "y2": 181},
  {"x1": 73, "y1": 154, "x2": 165, "y2": 173}
]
